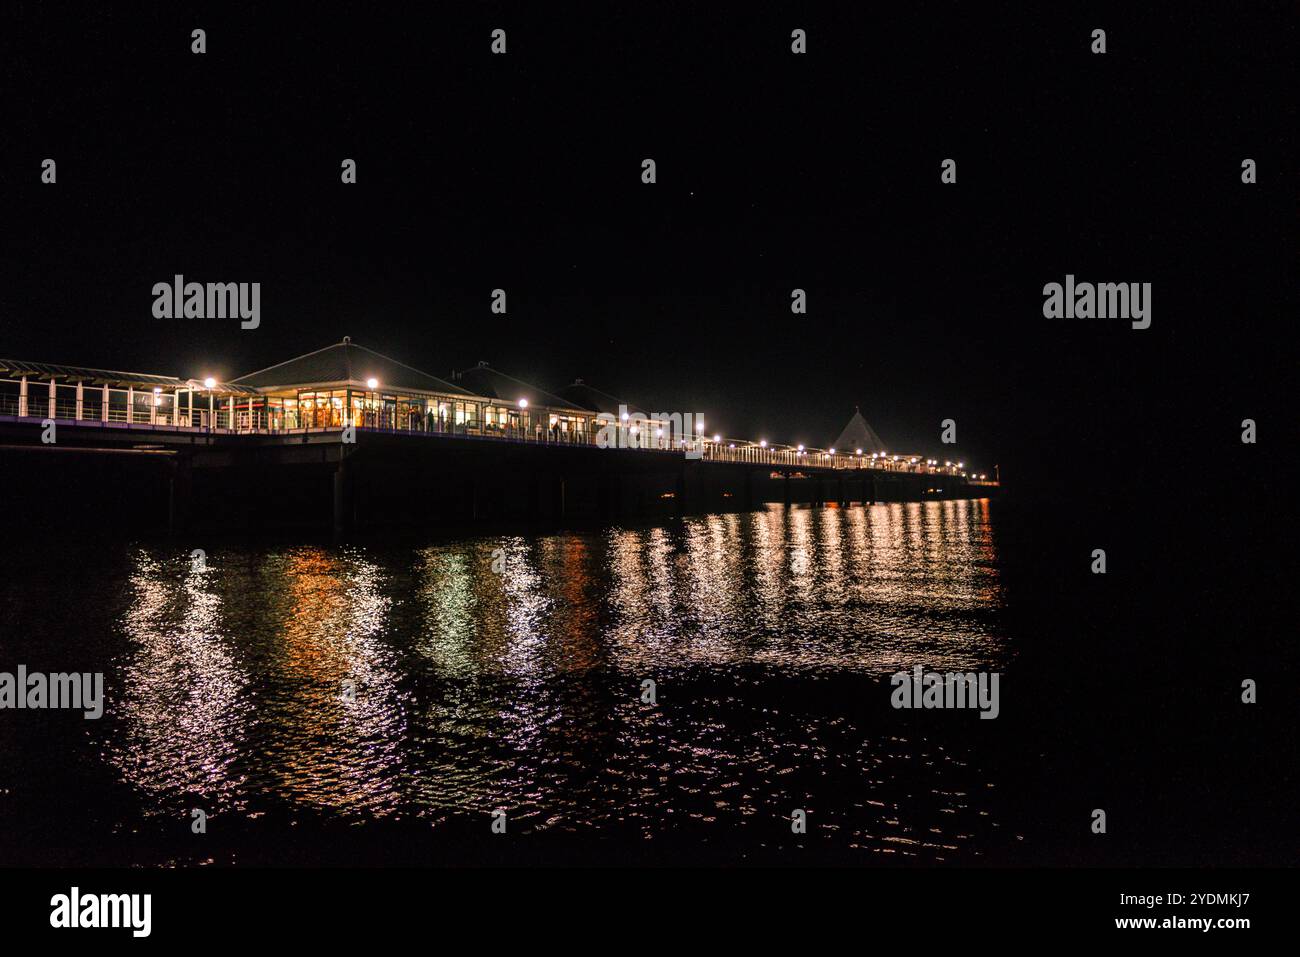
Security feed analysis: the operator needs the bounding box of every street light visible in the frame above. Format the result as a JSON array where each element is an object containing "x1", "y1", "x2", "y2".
[
  {"x1": 759, "y1": 439, "x2": 767, "y2": 448},
  {"x1": 201, "y1": 377, "x2": 216, "y2": 431},
  {"x1": 367, "y1": 377, "x2": 378, "y2": 390},
  {"x1": 518, "y1": 398, "x2": 528, "y2": 409}
]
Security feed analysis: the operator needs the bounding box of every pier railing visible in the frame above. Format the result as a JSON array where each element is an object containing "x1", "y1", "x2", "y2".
[{"x1": 0, "y1": 395, "x2": 993, "y2": 482}]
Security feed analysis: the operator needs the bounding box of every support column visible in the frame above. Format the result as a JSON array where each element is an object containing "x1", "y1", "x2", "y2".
[
  {"x1": 101, "y1": 383, "x2": 109, "y2": 421},
  {"x1": 528, "y1": 472, "x2": 542, "y2": 521},
  {"x1": 47, "y1": 378, "x2": 56, "y2": 419},
  {"x1": 127, "y1": 385, "x2": 134, "y2": 424},
  {"x1": 75, "y1": 381, "x2": 84, "y2": 419},
  {"x1": 599, "y1": 473, "x2": 621, "y2": 520},
  {"x1": 168, "y1": 456, "x2": 192, "y2": 535},
  {"x1": 18, "y1": 376, "x2": 28, "y2": 417},
  {"x1": 332, "y1": 455, "x2": 354, "y2": 537}
]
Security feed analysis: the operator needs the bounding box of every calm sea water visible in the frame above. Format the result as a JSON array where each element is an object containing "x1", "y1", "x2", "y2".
[{"x1": 1, "y1": 500, "x2": 1042, "y2": 865}]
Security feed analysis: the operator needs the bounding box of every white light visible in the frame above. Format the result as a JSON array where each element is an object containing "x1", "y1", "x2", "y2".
[
  {"x1": 713, "y1": 434, "x2": 720, "y2": 442},
  {"x1": 797, "y1": 444, "x2": 804, "y2": 451},
  {"x1": 518, "y1": 398, "x2": 528, "y2": 409},
  {"x1": 759, "y1": 439, "x2": 767, "y2": 448},
  {"x1": 957, "y1": 461, "x2": 963, "y2": 468},
  {"x1": 728, "y1": 443, "x2": 735, "y2": 449},
  {"x1": 696, "y1": 420, "x2": 704, "y2": 432},
  {"x1": 655, "y1": 427, "x2": 663, "y2": 437},
  {"x1": 621, "y1": 411, "x2": 629, "y2": 421},
  {"x1": 203, "y1": 377, "x2": 216, "y2": 389},
  {"x1": 630, "y1": 427, "x2": 639, "y2": 435},
  {"x1": 153, "y1": 387, "x2": 162, "y2": 394},
  {"x1": 893, "y1": 455, "x2": 899, "y2": 461},
  {"x1": 367, "y1": 377, "x2": 378, "y2": 389},
  {"x1": 829, "y1": 448, "x2": 836, "y2": 455},
  {"x1": 856, "y1": 448, "x2": 862, "y2": 455}
]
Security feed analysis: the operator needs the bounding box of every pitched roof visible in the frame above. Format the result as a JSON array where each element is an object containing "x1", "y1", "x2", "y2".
[
  {"x1": 0, "y1": 358, "x2": 187, "y2": 388},
  {"x1": 554, "y1": 379, "x2": 648, "y2": 417},
  {"x1": 832, "y1": 407, "x2": 887, "y2": 453},
  {"x1": 0, "y1": 358, "x2": 258, "y2": 394},
  {"x1": 231, "y1": 339, "x2": 473, "y2": 395},
  {"x1": 451, "y1": 362, "x2": 582, "y2": 412}
]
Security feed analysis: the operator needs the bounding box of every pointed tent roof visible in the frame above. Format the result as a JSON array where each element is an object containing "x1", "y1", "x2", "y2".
[
  {"x1": 231, "y1": 338, "x2": 474, "y2": 395},
  {"x1": 451, "y1": 362, "x2": 582, "y2": 412},
  {"x1": 554, "y1": 378, "x2": 648, "y2": 417},
  {"x1": 832, "y1": 407, "x2": 887, "y2": 453}
]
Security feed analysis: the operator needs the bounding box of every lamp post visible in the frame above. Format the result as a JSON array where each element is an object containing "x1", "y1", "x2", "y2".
[
  {"x1": 366, "y1": 378, "x2": 379, "y2": 428},
  {"x1": 203, "y1": 377, "x2": 216, "y2": 432}
]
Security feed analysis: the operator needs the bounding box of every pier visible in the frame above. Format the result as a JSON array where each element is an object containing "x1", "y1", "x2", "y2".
[{"x1": 0, "y1": 339, "x2": 997, "y2": 534}]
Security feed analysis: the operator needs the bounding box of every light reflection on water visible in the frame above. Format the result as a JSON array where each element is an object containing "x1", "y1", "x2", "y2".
[{"x1": 99, "y1": 499, "x2": 1013, "y2": 859}]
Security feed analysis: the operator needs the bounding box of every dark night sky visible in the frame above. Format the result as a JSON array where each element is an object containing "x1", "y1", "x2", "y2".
[{"x1": 4, "y1": 4, "x2": 1293, "y2": 500}]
